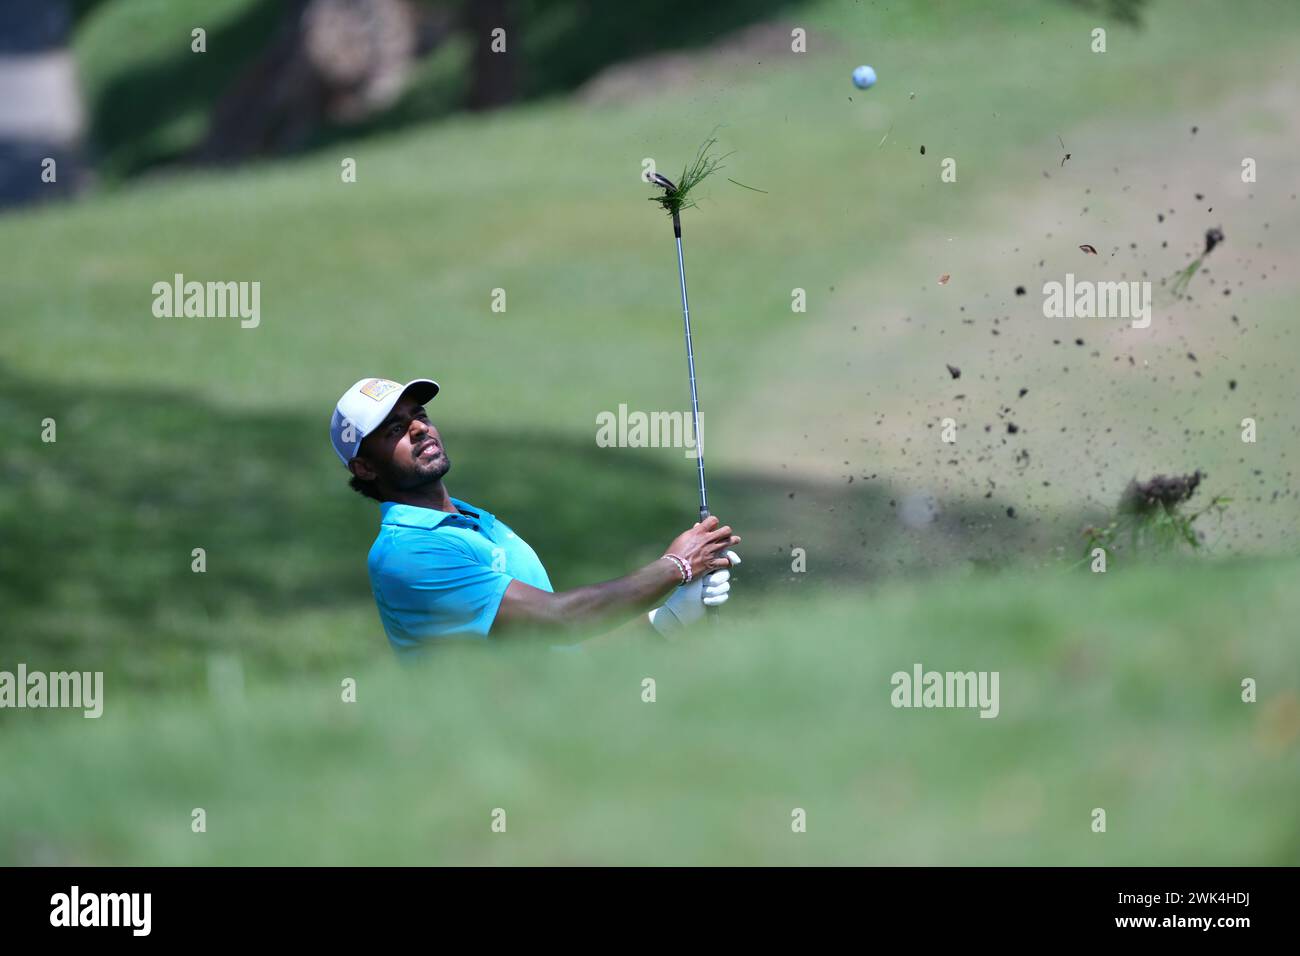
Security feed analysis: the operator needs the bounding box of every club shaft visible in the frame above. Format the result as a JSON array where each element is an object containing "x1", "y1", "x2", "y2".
[{"x1": 674, "y1": 231, "x2": 709, "y2": 523}]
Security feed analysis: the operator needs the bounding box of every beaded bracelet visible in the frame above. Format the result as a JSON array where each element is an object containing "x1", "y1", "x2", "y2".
[{"x1": 662, "y1": 553, "x2": 691, "y2": 584}]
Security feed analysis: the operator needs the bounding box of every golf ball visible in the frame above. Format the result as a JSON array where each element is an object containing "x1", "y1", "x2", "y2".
[{"x1": 852, "y1": 65, "x2": 877, "y2": 89}]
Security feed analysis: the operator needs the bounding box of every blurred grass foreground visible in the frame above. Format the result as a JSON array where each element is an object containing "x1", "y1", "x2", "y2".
[{"x1": 2, "y1": 557, "x2": 1297, "y2": 865}]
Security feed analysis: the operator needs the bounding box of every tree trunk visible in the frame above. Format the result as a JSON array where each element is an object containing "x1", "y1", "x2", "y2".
[{"x1": 465, "y1": 0, "x2": 518, "y2": 111}]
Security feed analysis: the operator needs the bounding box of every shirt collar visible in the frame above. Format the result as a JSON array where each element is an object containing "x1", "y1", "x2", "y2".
[{"x1": 380, "y1": 497, "x2": 496, "y2": 531}]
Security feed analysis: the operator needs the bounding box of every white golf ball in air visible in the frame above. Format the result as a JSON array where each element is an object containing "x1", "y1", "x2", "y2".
[{"x1": 852, "y1": 65, "x2": 877, "y2": 89}]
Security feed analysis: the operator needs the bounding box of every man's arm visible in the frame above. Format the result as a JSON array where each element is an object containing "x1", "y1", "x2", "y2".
[
  {"x1": 490, "y1": 516, "x2": 740, "y2": 642},
  {"x1": 491, "y1": 559, "x2": 678, "y2": 641}
]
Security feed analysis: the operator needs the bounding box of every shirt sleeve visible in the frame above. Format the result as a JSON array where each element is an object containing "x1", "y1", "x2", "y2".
[{"x1": 371, "y1": 530, "x2": 514, "y2": 643}]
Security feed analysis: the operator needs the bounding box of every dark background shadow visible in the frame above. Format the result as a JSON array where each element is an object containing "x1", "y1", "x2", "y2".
[
  {"x1": 0, "y1": 368, "x2": 1084, "y2": 688},
  {"x1": 82, "y1": 0, "x2": 798, "y2": 178}
]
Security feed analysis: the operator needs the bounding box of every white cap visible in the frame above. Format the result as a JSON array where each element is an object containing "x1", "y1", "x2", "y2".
[{"x1": 330, "y1": 377, "x2": 440, "y2": 466}]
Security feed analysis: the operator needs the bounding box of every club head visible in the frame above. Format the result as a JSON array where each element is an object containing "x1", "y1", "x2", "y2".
[{"x1": 647, "y1": 172, "x2": 677, "y2": 191}]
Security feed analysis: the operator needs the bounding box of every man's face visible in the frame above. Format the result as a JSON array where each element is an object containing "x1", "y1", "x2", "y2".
[{"x1": 351, "y1": 396, "x2": 450, "y2": 490}]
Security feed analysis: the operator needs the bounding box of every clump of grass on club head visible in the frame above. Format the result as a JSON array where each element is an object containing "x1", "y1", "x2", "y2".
[
  {"x1": 1168, "y1": 227, "x2": 1224, "y2": 299},
  {"x1": 648, "y1": 135, "x2": 734, "y2": 218},
  {"x1": 1082, "y1": 470, "x2": 1231, "y2": 560}
]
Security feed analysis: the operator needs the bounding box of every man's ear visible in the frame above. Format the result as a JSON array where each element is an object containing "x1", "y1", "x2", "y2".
[{"x1": 348, "y1": 455, "x2": 378, "y2": 481}]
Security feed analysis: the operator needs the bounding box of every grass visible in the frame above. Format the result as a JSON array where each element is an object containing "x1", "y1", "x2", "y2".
[
  {"x1": 1082, "y1": 472, "x2": 1233, "y2": 558},
  {"x1": 2, "y1": 557, "x2": 1296, "y2": 865},
  {"x1": 647, "y1": 133, "x2": 733, "y2": 218}
]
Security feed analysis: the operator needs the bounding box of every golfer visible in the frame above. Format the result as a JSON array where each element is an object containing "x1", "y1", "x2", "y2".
[{"x1": 330, "y1": 377, "x2": 741, "y2": 650}]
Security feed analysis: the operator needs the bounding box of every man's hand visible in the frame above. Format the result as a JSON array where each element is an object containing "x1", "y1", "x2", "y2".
[
  {"x1": 492, "y1": 515, "x2": 740, "y2": 642},
  {"x1": 664, "y1": 516, "x2": 741, "y2": 580},
  {"x1": 649, "y1": 550, "x2": 741, "y2": 638}
]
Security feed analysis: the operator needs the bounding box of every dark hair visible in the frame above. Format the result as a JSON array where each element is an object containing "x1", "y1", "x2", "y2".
[{"x1": 348, "y1": 474, "x2": 385, "y2": 502}]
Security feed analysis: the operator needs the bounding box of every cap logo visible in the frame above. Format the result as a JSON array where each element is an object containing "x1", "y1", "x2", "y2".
[{"x1": 359, "y1": 379, "x2": 400, "y2": 401}]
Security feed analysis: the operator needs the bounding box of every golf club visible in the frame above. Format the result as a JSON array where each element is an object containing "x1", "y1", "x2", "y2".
[{"x1": 648, "y1": 170, "x2": 711, "y2": 526}]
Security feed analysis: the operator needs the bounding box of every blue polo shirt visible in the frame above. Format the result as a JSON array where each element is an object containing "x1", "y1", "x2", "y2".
[{"x1": 368, "y1": 498, "x2": 553, "y2": 651}]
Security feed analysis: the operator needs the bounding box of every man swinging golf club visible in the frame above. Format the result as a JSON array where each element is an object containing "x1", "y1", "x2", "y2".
[{"x1": 331, "y1": 377, "x2": 741, "y2": 651}]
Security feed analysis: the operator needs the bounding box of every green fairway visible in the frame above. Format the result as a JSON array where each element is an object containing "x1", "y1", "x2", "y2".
[
  {"x1": 2, "y1": 558, "x2": 1296, "y2": 865},
  {"x1": 1, "y1": 0, "x2": 1298, "y2": 864}
]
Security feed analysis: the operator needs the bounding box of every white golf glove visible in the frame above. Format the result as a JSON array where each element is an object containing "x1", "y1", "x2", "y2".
[{"x1": 648, "y1": 550, "x2": 741, "y2": 637}]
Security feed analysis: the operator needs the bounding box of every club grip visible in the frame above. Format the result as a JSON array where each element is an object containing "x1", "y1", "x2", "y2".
[{"x1": 697, "y1": 506, "x2": 724, "y2": 625}]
